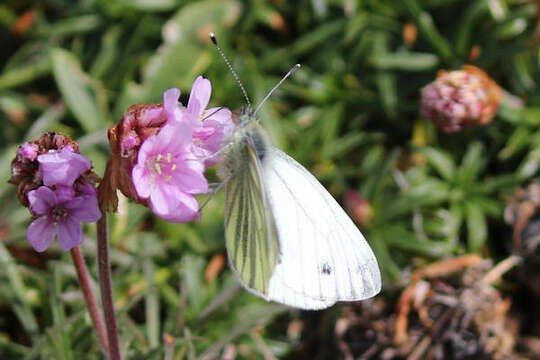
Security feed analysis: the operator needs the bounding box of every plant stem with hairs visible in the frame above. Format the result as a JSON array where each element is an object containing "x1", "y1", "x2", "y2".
[{"x1": 70, "y1": 246, "x2": 109, "y2": 356}]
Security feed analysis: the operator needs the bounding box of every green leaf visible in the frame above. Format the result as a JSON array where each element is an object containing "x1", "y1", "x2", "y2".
[
  {"x1": 383, "y1": 226, "x2": 453, "y2": 258},
  {"x1": 110, "y1": 0, "x2": 180, "y2": 11},
  {"x1": 51, "y1": 48, "x2": 105, "y2": 132},
  {"x1": 499, "y1": 126, "x2": 532, "y2": 160},
  {"x1": 199, "y1": 304, "x2": 287, "y2": 360},
  {"x1": 403, "y1": 0, "x2": 453, "y2": 61},
  {"x1": 387, "y1": 179, "x2": 450, "y2": 217},
  {"x1": 465, "y1": 201, "x2": 487, "y2": 252},
  {"x1": 369, "y1": 52, "x2": 439, "y2": 71},
  {"x1": 457, "y1": 142, "x2": 485, "y2": 185},
  {"x1": 48, "y1": 264, "x2": 74, "y2": 360},
  {"x1": 0, "y1": 243, "x2": 39, "y2": 340},
  {"x1": 144, "y1": 260, "x2": 160, "y2": 348},
  {"x1": 0, "y1": 145, "x2": 17, "y2": 197},
  {"x1": 0, "y1": 57, "x2": 50, "y2": 91},
  {"x1": 118, "y1": 0, "x2": 242, "y2": 110},
  {"x1": 455, "y1": 0, "x2": 488, "y2": 56},
  {"x1": 420, "y1": 147, "x2": 456, "y2": 181}
]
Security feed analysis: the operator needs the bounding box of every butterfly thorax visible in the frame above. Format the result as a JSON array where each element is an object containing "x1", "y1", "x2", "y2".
[{"x1": 217, "y1": 116, "x2": 270, "y2": 182}]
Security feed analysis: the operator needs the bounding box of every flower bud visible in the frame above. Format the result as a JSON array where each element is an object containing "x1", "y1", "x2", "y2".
[
  {"x1": 9, "y1": 133, "x2": 97, "y2": 207},
  {"x1": 100, "y1": 103, "x2": 167, "y2": 211},
  {"x1": 421, "y1": 65, "x2": 501, "y2": 133},
  {"x1": 343, "y1": 190, "x2": 374, "y2": 226}
]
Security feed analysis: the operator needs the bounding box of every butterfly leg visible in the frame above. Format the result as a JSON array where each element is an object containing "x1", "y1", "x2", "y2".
[{"x1": 198, "y1": 181, "x2": 226, "y2": 213}]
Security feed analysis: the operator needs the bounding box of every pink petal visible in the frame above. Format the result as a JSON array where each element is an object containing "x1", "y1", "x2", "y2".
[
  {"x1": 76, "y1": 183, "x2": 97, "y2": 196},
  {"x1": 27, "y1": 186, "x2": 57, "y2": 216},
  {"x1": 163, "y1": 88, "x2": 181, "y2": 121},
  {"x1": 156, "y1": 121, "x2": 193, "y2": 154},
  {"x1": 169, "y1": 161, "x2": 208, "y2": 194},
  {"x1": 157, "y1": 192, "x2": 200, "y2": 223},
  {"x1": 55, "y1": 185, "x2": 75, "y2": 203},
  {"x1": 38, "y1": 148, "x2": 91, "y2": 186},
  {"x1": 132, "y1": 164, "x2": 151, "y2": 199},
  {"x1": 137, "y1": 134, "x2": 156, "y2": 162},
  {"x1": 149, "y1": 183, "x2": 179, "y2": 216},
  {"x1": 193, "y1": 127, "x2": 216, "y2": 141},
  {"x1": 57, "y1": 217, "x2": 83, "y2": 251},
  {"x1": 187, "y1": 76, "x2": 211, "y2": 117},
  {"x1": 205, "y1": 107, "x2": 234, "y2": 133},
  {"x1": 64, "y1": 196, "x2": 101, "y2": 223},
  {"x1": 180, "y1": 109, "x2": 202, "y2": 127},
  {"x1": 27, "y1": 217, "x2": 56, "y2": 252}
]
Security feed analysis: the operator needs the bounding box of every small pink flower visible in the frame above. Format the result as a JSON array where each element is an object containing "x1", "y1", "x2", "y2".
[
  {"x1": 132, "y1": 121, "x2": 208, "y2": 222},
  {"x1": 38, "y1": 147, "x2": 92, "y2": 186},
  {"x1": 27, "y1": 186, "x2": 101, "y2": 252},
  {"x1": 183, "y1": 76, "x2": 234, "y2": 167}
]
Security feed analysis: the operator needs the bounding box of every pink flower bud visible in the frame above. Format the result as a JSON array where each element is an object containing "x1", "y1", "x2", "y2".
[
  {"x1": 17, "y1": 143, "x2": 39, "y2": 161},
  {"x1": 10, "y1": 133, "x2": 97, "y2": 207},
  {"x1": 343, "y1": 191, "x2": 374, "y2": 226},
  {"x1": 421, "y1": 65, "x2": 501, "y2": 133}
]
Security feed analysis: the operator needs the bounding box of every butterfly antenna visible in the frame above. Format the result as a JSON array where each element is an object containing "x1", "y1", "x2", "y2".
[
  {"x1": 209, "y1": 32, "x2": 251, "y2": 109},
  {"x1": 254, "y1": 63, "x2": 301, "y2": 115}
]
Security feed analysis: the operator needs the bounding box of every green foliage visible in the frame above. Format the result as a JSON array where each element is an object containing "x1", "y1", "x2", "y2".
[{"x1": 0, "y1": 0, "x2": 539, "y2": 358}]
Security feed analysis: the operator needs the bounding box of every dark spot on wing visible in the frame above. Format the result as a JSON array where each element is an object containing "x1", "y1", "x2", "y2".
[{"x1": 321, "y1": 262, "x2": 332, "y2": 275}]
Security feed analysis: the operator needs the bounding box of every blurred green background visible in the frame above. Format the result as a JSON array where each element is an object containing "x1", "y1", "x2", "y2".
[{"x1": 0, "y1": 0, "x2": 539, "y2": 359}]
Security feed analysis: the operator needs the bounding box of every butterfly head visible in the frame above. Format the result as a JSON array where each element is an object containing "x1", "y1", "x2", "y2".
[{"x1": 237, "y1": 106, "x2": 258, "y2": 126}]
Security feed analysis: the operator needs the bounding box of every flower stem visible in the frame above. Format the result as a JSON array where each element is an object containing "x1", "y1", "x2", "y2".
[
  {"x1": 70, "y1": 246, "x2": 109, "y2": 356},
  {"x1": 97, "y1": 215, "x2": 122, "y2": 360}
]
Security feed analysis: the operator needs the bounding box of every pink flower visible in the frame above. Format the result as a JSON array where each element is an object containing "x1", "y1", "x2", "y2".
[
  {"x1": 182, "y1": 76, "x2": 234, "y2": 167},
  {"x1": 132, "y1": 121, "x2": 208, "y2": 222},
  {"x1": 38, "y1": 147, "x2": 92, "y2": 186},
  {"x1": 27, "y1": 186, "x2": 101, "y2": 252},
  {"x1": 102, "y1": 76, "x2": 234, "y2": 220}
]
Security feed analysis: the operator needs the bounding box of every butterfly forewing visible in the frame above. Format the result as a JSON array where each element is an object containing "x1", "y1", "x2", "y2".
[{"x1": 223, "y1": 143, "x2": 280, "y2": 297}]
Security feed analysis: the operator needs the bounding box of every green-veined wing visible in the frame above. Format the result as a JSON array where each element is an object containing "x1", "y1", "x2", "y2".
[{"x1": 223, "y1": 144, "x2": 279, "y2": 297}]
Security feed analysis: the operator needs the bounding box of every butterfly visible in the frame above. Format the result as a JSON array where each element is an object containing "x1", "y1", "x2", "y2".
[{"x1": 211, "y1": 34, "x2": 381, "y2": 310}]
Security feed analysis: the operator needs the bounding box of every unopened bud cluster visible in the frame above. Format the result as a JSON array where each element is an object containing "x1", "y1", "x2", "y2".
[{"x1": 421, "y1": 65, "x2": 501, "y2": 133}]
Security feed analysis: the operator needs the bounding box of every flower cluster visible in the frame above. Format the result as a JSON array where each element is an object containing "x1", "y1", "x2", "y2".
[
  {"x1": 9, "y1": 133, "x2": 101, "y2": 252},
  {"x1": 421, "y1": 65, "x2": 501, "y2": 133},
  {"x1": 100, "y1": 76, "x2": 234, "y2": 222}
]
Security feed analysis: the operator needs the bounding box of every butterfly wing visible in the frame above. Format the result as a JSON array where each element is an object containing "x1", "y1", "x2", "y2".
[
  {"x1": 262, "y1": 147, "x2": 381, "y2": 310},
  {"x1": 223, "y1": 144, "x2": 280, "y2": 298}
]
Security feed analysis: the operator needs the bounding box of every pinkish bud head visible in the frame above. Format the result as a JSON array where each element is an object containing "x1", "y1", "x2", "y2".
[
  {"x1": 421, "y1": 65, "x2": 501, "y2": 133},
  {"x1": 343, "y1": 190, "x2": 374, "y2": 226}
]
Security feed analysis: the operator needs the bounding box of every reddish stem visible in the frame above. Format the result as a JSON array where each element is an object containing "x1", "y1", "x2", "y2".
[
  {"x1": 70, "y1": 246, "x2": 109, "y2": 356},
  {"x1": 97, "y1": 215, "x2": 122, "y2": 360}
]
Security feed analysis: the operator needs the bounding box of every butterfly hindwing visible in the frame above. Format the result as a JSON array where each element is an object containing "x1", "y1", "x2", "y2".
[
  {"x1": 262, "y1": 147, "x2": 382, "y2": 309},
  {"x1": 223, "y1": 143, "x2": 280, "y2": 297}
]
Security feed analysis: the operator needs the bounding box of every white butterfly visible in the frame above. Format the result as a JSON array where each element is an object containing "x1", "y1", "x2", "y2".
[{"x1": 211, "y1": 34, "x2": 381, "y2": 310}]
